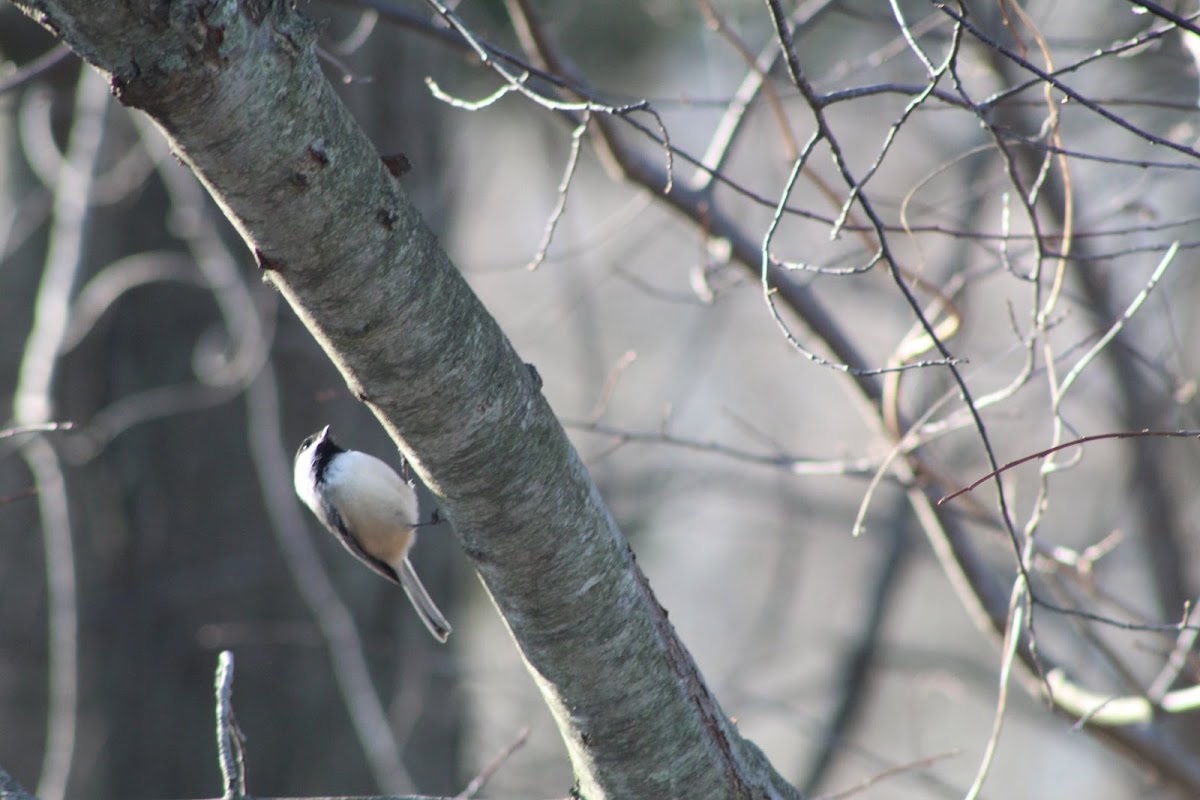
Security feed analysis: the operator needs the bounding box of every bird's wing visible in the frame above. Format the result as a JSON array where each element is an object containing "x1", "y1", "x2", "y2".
[{"x1": 318, "y1": 497, "x2": 403, "y2": 585}]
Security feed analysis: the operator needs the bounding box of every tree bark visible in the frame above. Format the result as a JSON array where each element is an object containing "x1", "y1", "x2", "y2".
[{"x1": 7, "y1": 1, "x2": 799, "y2": 797}]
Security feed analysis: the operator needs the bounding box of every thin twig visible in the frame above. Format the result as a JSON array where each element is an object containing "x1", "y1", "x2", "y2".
[
  {"x1": 214, "y1": 652, "x2": 248, "y2": 799},
  {"x1": 965, "y1": 586, "x2": 1024, "y2": 800},
  {"x1": 528, "y1": 111, "x2": 590, "y2": 270},
  {"x1": 454, "y1": 727, "x2": 532, "y2": 799},
  {"x1": 941, "y1": 4, "x2": 1200, "y2": 161},
  {"x1": 0, "y1": 422, "x2": 74, "y2": 439},
  {"x1": 693, "y1": 0, "x2": 803, "y2": 168},
  {"x1": 939, "y1": 429, "x2": 1200, "y2": 505},
  {"x1": 0, "y1": 44, "x2": 72, "y2": 94},
  {"x1": 586, "y1": 349, "x2": 637, "y2": 421},
  {"x1": 1147, "y1": 599, "x2": 1200, "y2": 700},
  {"x1": 0, "y1": 486, "x2": 39, "y2": 505},
  {"x1": 1053, "y1": 241, "x2": 1179, "y2": 415},
  {"x1": 566, "y1": 418, "x2": 882, "y2": 478},
  {"x1": 315, "y1": 44, "x2": 375, "y2": 84},
  {"x1": 819, "y1": 750, "x2": 960, "y2": 800},
  {"x1": 422, "y1": 0, "x2": 673, "y2": 191}
]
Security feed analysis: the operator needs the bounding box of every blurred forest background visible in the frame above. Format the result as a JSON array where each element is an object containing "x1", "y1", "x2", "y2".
[{"x1": 4, "y1": 1, "x2": 1200, "y2": 798}]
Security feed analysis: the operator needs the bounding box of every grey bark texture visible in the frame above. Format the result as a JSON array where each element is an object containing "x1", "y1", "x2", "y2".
[{"x1": 7, "y1": 1, "x2": 800, "y2": 797}]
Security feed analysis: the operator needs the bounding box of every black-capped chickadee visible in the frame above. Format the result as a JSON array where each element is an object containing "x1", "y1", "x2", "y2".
[{"x1": 293, "y1": 425, "x2": 451, "y2": 643}]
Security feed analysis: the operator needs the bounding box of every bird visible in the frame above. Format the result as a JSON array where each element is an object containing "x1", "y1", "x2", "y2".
[{"x1": 293, "y1": 425, "x2": 451, "y2": 642}]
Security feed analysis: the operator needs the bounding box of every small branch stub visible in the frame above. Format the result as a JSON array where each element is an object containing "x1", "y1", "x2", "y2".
[
  {"x1": 214, "y1": 651, "x2": 248, "y2": 799},
  {"x1": 253, "y1": 248, "x2": 283, "y2": 271},
  {"x1": 381, "y1": 153, "x2": 411, "y2": 178}
]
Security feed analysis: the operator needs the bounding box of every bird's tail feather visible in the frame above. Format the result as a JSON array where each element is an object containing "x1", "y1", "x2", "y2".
[{"x1": 398, "y1": 558, "x2": 452, "y2": 643}]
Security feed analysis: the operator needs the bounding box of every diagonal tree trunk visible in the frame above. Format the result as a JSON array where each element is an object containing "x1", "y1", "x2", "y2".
[{"x1": 6, "y1": 1, "x2": 800, "y2": 797}]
